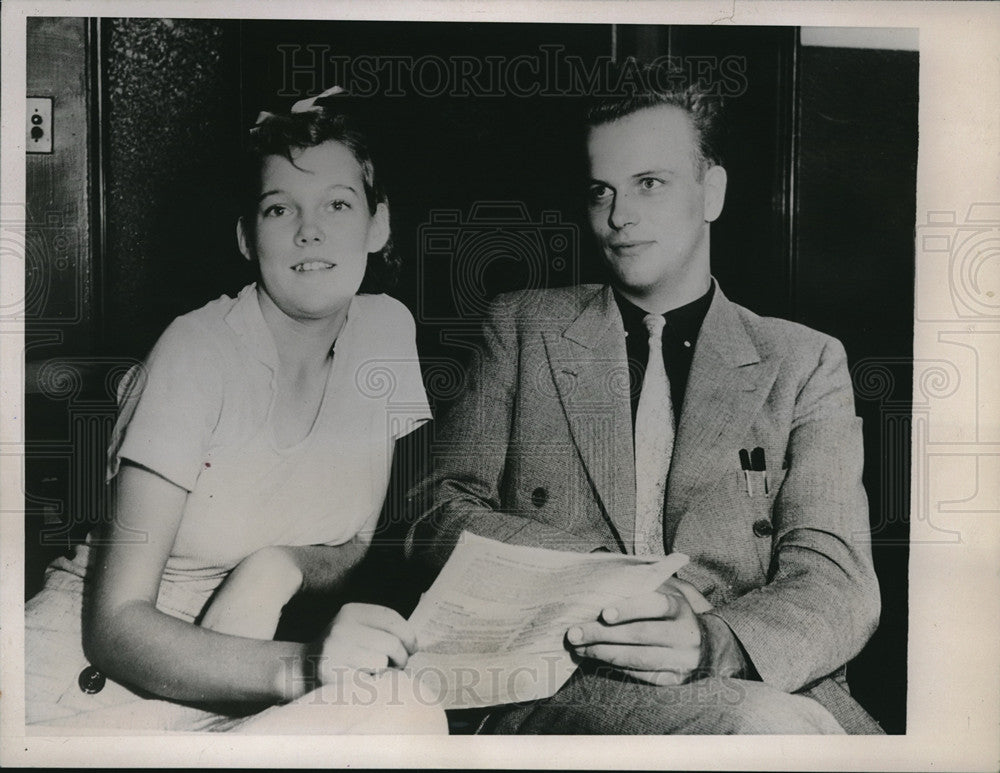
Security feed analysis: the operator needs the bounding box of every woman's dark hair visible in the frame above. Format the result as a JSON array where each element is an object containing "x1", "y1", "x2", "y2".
[{"x1": 242, "y1": 100, "x2": 399, "y2": 294}]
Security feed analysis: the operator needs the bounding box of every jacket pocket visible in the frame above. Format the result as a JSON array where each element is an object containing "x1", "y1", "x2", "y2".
[{"x1": 735, "y1": 468, "x2": 788, "y2": 579}]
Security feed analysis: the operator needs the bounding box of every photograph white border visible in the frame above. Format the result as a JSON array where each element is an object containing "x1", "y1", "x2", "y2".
[{"x1": 2, "y1": 1, "x2": 998, "y2": 769}]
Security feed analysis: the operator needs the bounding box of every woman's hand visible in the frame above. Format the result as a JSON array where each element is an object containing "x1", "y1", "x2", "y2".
[
  {"x1": 314, "y1": 603, "x2": 418, "y2": 682},
  {"x1": 200, "y1": 547, "x2": 304, "y2": 640}
]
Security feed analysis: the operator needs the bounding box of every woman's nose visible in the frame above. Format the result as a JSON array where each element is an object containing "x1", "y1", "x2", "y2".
[{"x1": 295, "y1": 220, "x2": 325, "y2": 246}]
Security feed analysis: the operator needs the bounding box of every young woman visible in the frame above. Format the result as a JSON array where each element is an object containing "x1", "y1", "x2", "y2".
[{"x1": 25, "y1": 92, "x2": 446, "y2": 733}]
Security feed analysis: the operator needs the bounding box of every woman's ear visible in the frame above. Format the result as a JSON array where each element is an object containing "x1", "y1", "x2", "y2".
[
  {"x1": 236, "y1": 218, "x2": 253, "y2": 262},
  {"x1": 703, "y1": 165, "x2": 728, "y2": 223},
  {"x1": 365, "y1": 203, "x2": 390, "y2": 255}
]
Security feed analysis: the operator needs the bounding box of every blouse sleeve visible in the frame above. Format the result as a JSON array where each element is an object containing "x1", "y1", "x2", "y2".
[
  {"x1": 106, "y1": 317, "x2": 223, "y2": 491},
  {"x1": 373, "y1": 296, "x2": 432, "y2": 441}
]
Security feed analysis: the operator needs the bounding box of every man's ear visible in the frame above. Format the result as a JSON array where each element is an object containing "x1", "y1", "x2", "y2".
[
  {"x1": 703, "y1": 165, "x2": 728, "y2": 223},
  {"x1": 365, "y1": 202, "x2": 390, "y2": 255},
  {"x1": 236, "y1": 218, "x2": 253, "y2": 262}
]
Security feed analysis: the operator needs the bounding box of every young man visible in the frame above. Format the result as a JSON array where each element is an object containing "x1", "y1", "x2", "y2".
[{"x1": 406, "y1": 70, "x2": 881, "y2": 734}]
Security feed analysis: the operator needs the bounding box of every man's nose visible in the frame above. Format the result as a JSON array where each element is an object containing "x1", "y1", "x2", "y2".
[
  {"x1": 608, "y1": 192, "x2": 638, "y2": 230},
  {"x1": 295, "y1": 218, "x2": 325, "y2": 246}
]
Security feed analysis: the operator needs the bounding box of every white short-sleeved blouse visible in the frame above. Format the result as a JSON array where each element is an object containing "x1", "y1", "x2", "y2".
[{"x1": 104, "y1": 283, "x2": 431, "y2": 621}]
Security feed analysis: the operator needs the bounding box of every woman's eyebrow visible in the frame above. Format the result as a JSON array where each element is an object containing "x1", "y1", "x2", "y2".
[
  {"x1": 256, "y1": 188, "x2": 285, "y2": 203},
  {"x1": 323, "y1": 183, "x2": 360, "y2": 195},
  {"x1": 256, "y1": 184, "x2": 359, "y2": 204}
]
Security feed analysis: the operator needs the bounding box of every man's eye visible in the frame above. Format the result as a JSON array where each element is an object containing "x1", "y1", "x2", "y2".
[
  {"x1": 328, "y1": 200, "x2": 351, "y2": 212},
  {"x1": 639, "y1": 178, "x2": 664, "y2": 191},
  {"x1": 262, "y1": 204, "x2": 290, "y2": 218},
  {"x1": 588, "y1": 185, "x2": 613, "y2": 204}
]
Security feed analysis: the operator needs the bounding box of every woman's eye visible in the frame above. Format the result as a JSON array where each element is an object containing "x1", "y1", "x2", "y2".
[
  {"x1": 328, "y1": 200, "x2": 351, "y2": 212},
  {"x1": 639, "y1": 177, "x2": 664, "y2": 191},
  {"x1": 262, "y1": 204, "x2": 290, "y2": 218}
]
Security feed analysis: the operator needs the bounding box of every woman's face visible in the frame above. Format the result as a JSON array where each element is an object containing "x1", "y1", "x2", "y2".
[{"x1": 238, "y1": 140, "x2": 388, "y2": 322}]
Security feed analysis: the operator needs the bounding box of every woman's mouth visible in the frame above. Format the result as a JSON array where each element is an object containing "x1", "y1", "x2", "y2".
[{"x1": 292, "y1": 260, "x2": 336, "y2": 272}]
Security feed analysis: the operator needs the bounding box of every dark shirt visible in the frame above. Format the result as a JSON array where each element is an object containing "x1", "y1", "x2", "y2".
[
  {"x1": 615, "y1": 281, "x2": 752, "y2": 677},
  {"x1": 613, "y1": 281, "x2": 753, "y2": 679},
  {"x1": 615, "y1": 281, "x2": 715, "y2": 431}
]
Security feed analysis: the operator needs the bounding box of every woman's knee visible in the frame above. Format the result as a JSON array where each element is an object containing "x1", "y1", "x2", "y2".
[{"x1": 235, "y1": 670, "x2": 447, "y2": 735}]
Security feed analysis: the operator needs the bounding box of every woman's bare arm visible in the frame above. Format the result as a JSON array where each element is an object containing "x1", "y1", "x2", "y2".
[
  {"x1": 83, "y1": 463, "x2": 411, "y2": 704},
  {"x1": 199, "y1": 442, "x2": 397, "y2": 639},
  {"x1": 282, "y1": 538, "x2": 369, "y2": 594},
  {"x1": 197, "y1": 540, "x2": 368, "y2": 640},
  {"x1": 83, "y1": 463, "x2": 311, "y2": 703}
]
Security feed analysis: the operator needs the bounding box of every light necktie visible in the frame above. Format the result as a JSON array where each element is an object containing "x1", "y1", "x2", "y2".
[{"x1": 634, "y1": 313, "x2": 675, "y2": 556}]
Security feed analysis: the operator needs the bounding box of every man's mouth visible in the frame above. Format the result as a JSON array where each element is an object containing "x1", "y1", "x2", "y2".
[
  {"x1": 292, "y1": 260, "x2": 336, "y2": 273},
  {"x1": 608, "y1": 240, "x2": 654, "y2": 255}
]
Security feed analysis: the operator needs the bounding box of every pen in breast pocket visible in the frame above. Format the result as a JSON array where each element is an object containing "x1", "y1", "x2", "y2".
[
  {"x1": 739, "y1": 448, "x2": 754, "y2": 496},
  {"x1": 751, "y1": 446, "x2": 769, "y2": 495},
  {"x1": 740, "y1": 447, "x2": 769, "y2": 496}
]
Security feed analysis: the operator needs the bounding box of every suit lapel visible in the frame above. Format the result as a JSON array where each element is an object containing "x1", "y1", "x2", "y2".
[
  {"x1": 543, "y1": 286, "x2": 636, "y2": 552},
  {"x1": 663, "y1": 287, "x2": 780, "y2": 549}
]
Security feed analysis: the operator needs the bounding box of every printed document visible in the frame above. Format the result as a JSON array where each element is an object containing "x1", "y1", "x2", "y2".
[{"x1": 406, "y1": 532, "x2": 688, "y2": 710}]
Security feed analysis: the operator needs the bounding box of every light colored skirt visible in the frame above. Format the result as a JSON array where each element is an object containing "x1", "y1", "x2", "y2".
[{"x1": 25, "y1": 555, "x2": 447, "y2": 734}]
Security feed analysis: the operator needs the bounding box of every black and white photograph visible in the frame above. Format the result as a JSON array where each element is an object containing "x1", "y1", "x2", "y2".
[{"x1": 1, "y1": 1, "x2": 998, "y2": 769}]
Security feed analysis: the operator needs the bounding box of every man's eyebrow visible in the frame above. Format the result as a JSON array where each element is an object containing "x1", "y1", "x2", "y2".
[{"x1": 631, "y1": 168, "x2": 674, "y2": 179}]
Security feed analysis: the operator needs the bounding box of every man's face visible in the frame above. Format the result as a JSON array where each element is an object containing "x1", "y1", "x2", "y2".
[{"x1": 587, "y1": 105, "x2": 726, "y2": 305}]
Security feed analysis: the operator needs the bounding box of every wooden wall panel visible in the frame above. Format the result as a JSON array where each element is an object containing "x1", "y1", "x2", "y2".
[
  {"x1": 24, "y1": 17, "x2": 97, "y2": 596},
  {"x1": 795, "y1": 44, "x2": 917, "y2": 734}
]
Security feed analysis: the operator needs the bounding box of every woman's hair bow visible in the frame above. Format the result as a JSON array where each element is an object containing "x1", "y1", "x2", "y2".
[{"x1": 253, "y1": 85, "x2": 348, "y2": 126}]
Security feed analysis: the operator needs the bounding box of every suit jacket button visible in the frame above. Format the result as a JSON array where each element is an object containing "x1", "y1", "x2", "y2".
[
  {"x1": 78, "y1": 665, "x2": 106, "y2": 694},
  {"x1": 531, "y1": 487, "x2": 548, "y2": 508},
  {"x1": 752, "y1": 519, "x2": 774, "y2": 538}
]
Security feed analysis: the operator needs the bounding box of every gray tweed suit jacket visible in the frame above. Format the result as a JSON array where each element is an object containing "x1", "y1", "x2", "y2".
[{"x1": 407, "y1": 281, "x2": 880, "y2": 709}]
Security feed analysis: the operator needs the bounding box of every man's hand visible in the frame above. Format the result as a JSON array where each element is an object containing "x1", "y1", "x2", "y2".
[
  {"x1": 199, "y1": 546, "x2": 304, "y2": 640},
  {"x1": 314, "y1": 603, "x2": 418, "y2": 680},
  {"x1": 565, "y1": 577, "x2": 712, "y2": 686}
]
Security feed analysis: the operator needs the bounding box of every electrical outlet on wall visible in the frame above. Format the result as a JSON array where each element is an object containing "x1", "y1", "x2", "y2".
[{"x1": 27, "y1": 97, "x2": 53, "y2": 153}]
